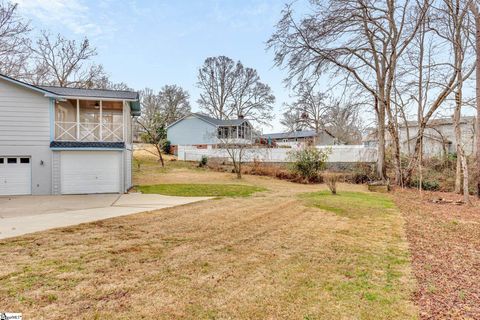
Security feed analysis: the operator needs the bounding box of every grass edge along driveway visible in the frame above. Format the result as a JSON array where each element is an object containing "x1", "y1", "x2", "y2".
[{"x1": 136, "y1": 183, "x2": 266, "y2": 197}]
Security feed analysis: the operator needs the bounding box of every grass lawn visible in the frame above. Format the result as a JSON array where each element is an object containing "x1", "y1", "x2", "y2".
[
  {"x1": 0, "y1": 152, "x2": 418, "y2": 319},
  {"x1": 136, "y1": 183, "x2": 266, "y2": 197}
]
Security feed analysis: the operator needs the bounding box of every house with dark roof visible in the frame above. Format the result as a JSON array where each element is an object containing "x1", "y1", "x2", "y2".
[
  {"x1": 261, "y1": 129, "x2": 335, "y2": 147},
  {"x1": 0, "y1": 73, "x2": 140, "y2": 196},
  {"x1": 166, "y1": 113, "x2": 254, "y2": 154}
]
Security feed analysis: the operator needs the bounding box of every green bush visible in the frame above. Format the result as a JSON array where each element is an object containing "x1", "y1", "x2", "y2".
[
  {"x1": 409, "y1": 179, "x2": 440, "y2": 191},
  {"x1": 198, "y1": 155, "x2": 208, "y2": 167},
  {"x1": 162, "y1": 140, "x2": 171, "y2": 154},
  {"x1": 288, "y1": 147, "x2": 330, "y2": 182}
]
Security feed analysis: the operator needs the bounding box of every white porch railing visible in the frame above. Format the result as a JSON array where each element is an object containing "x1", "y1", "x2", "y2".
[{"x1": 55, "y1": 122, "x2": 124, "y2": 142}]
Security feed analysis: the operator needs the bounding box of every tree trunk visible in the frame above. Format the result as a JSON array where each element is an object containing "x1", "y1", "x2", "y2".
[
  {"x1": 455, "y1": 155, "x2": 462, "y2": 193},
  {"x1": 155, "y1": 144, "x2": 165, "y2": 167},
  {"x1": 376, "y1": 100, "x2": 387, "y2": 181},
  {"x1": 475, "y1": 4, "x2": 480, "y2": 198}
]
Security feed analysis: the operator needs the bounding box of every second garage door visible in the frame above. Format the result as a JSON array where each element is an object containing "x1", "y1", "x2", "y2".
[{"x1": 60, "y1": 151, "x2": 121, "y2": 194}]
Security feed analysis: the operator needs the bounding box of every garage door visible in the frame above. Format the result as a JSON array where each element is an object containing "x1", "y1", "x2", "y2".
[
  {"x1": 0, "y1": 156, "x2": 32, "y2": 196},
  {"x1": 61, "y1": 151, "x2": 121, "y2": 194}
]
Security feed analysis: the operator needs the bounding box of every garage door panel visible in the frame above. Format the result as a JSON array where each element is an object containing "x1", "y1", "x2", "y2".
[
  {"x1": 60, "y1": 151, "x2": 121, "y2": 194},
  {"x1": 0, "y1": 158, "x2": 31, "y2": 196}
]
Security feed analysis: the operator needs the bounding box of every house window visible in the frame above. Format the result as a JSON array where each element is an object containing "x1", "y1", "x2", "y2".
[
  {"x1": 218, "y1": 127, "x2": 229, "y2": 139},
  {"x1": 7, "y1": 158, "x2": 17, "y2": 164},
  {"x1": 20, "y1": 158, "x2": 30, "y2": 164},
  {"x1": 0, "y1": 158, "x2": 3, "y2": 164}
]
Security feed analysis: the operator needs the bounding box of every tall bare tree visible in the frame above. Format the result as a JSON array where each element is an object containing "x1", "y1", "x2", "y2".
[
  {"x1": 442, "y1": 0, "x2": 473, "y2": 204},
  {"x1": 290, "y1": 83, "x2": 329, "y2": 134},
  {"x1": 268, "y1": 0, "x2": 430, "y2": 182},
  {"x1": 0, "y1": 1, "x2": 30, "y2": 78},
  {"x1": 197, "y1": 56, "x2": 275, "y2": 125},
  {"x1": 158, "y1": 85, "x2": 191, "y2": 125},
  {"x1": 31, "y1": 32, "x2": 107, "y2": 88},
  {"x1": 324, "y1": 99, "x2": 363, "y2": 144},
  {"x1": 470, "y1": 1, "x2": 480, "y2": 198},
  {"x1": 280, "y1": 108, "x2": 305, "y2": 132}
]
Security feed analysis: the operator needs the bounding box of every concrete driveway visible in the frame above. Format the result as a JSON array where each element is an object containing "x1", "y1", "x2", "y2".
[{"x1": 0, "y1": 193, "x2": 211, "y2": 240}]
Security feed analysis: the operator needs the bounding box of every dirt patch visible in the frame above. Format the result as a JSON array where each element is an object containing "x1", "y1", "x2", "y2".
[{"x1": 393, "y1": 189, "x2": 480, "y2": 319}]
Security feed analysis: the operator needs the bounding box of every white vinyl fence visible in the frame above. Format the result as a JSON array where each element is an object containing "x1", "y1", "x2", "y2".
[{"x1": 177, "y1": 145, "x2": 377, "y2": 163}]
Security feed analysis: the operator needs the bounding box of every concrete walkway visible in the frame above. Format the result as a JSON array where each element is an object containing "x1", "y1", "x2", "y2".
[{"x1": 0, "y1": 194, "x2": 211, "y2": 240}]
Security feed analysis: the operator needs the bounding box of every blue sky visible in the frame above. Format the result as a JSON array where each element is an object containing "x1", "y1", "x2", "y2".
[{"x1": 15, "y1": 0, "x2": 302, "y2": 133}]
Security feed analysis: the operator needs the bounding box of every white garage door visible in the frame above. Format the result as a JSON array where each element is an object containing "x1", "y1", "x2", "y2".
[
  {"x1": 0, "y1": 156, "x2": 32, "y2": 196},
  {"x1": 61, "y1": 151, "x2": 121, "y2": 194}
]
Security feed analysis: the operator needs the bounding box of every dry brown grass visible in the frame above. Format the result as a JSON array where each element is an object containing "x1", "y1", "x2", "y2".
[{"x1": 0, "y1": 153, "x2": 418, "y2": 319}]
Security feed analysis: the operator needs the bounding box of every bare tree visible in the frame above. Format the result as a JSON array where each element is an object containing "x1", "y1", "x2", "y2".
[
  {"x1": 230, "y1": 67, "x2": 275, "y2": 125},
  {"x1": 280, "y1": 108, "x2": 305, "y2": 132},
  {"x1": 158, "y1": 85, "x2": 191, "y2": 125},
  {"x1": 136, "y1": 88, "x2": 166, "y2": 166},
  {"x1": 291, "y1": 83, "x2": 329, "y2": 134},
  {"x1": 470, "y1": 1, "x2": 480, "y2": 198},
  {"x1": 0, "y1": 1, "x2": 30, "y2": 78},
  {"x1": 30, "y1": 32, "x2": 107, "y2": 88},
  {"x1": 197, "y1": 56, "x2": 275, "y2": 125},
  {"x1": 324, "y1": 99, "x2": 363, "y2": 144},
  {"x1": 216, "y1": 128, "x2": 257, "y2": 179},
  {"x1": 197, "y1": 56, "x2": 240, "y2": 120},
  {"x1": 268, "y1": 0, "x2": 430, "y2": 182}
]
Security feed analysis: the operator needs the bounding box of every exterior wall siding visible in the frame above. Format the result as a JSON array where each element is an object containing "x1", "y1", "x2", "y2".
[
  {"x1": 0, "y1": 78, "x2": 52, "y2": 195},
  {"x1": 52, "y1": 151, "x2": 61, "y2": 195},
  {"x1": 398, "y1": 122, "x2": 476, "y2": 156},
  {"x1": 167, "y1": 116, "x2": 218, "y2": 145},
  {"x1": 125, "y1": 149, "x2": 132, "y2": 191}
]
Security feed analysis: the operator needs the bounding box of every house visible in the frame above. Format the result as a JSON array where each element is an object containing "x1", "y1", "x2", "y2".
[
  {"x1": 167, "y1": 113, "x2": 254, "y2": 154},
  {"x1": 0, "y1": 73, "x2": 140, "y2": 196},
  {"x1": 362, "y1": 116, "x2": 477, "y2": 157},
  {"x1": 398, "y1": 116, "x2": 476, "y2": 156},
  {"x1": 261, "y1": 130, "x2": 335, "y2": 148}
]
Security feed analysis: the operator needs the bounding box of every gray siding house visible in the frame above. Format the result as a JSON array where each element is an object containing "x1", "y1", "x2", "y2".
[
  {"x1": 167, "y1": 113, "x2": 253, "y2": 153},
  {"x1": 262, "y1": 130, "x2": 336, "y2": 147},
  {"x1": 0, "y1": 74, "x2": 140, "y2": 196}
]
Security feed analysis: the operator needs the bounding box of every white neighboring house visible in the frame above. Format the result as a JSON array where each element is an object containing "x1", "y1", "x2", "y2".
[
  {"x1": 0, "y1": 73, "x2": 140, "y2": 196},
  {"x1": 166, "y1": 113, "x2": 254, "y2": 154},
  {"x1": 398, "y1": 116, "x2": 476, "y2": 156},
  {"x1": 362, "y1": 116, "x2": 477, "y2": 157}
]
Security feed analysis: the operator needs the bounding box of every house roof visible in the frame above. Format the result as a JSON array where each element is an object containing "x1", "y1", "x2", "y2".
[
  {"x1": 401, "y1": 116, "x2": 476, "y2": 127},
  {"x1": 39, "y1": 85, "x2": 139, "y2": 101},
  {"x1": 261, "y1": 130, "x2": 318, "y2": 140},
  {"x1": 0, "y1": 73, "x2": 140, "y2": 113},
  {"x1": 167, "y1": 112, "x2": 249, "y2": 129}
]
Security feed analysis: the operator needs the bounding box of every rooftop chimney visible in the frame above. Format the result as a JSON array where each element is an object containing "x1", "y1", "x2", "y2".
[{"x1": 238, "y1": 114, "x2": 245, "y2": 119}]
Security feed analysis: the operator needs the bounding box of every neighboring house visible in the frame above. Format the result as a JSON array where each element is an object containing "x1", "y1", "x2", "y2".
[
  {"x1": 261, "y1": 130, "x2": 336, "y2": 148},
  {"x1": 167, "y1": 113, "x2": 254, "y2": 154},
  {"x1": 362, "y1": 116, "x2": 477, "y2": 157},
  {"x1": 398, "y1": 116, "x2": 476, "y2": 156},
  {"x1": 0, "y1": 73, "x2": 140, "y2": 196}
]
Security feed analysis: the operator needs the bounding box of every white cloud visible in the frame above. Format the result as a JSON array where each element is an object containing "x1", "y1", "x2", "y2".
[{"x1": 14, "y1": 0, "x2": 104, "y2": 36}]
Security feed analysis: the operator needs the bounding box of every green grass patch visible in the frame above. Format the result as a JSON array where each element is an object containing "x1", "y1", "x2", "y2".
[
  {"x1": 136, "y1": 183, "x2": 266, "y2": 197},
  {"x1": 300, "y1": 190, "x2": 395, "y2": 218}
]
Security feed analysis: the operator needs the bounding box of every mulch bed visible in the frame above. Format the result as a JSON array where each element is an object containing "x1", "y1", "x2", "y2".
[{"x1": 393, "y1": 189, "x2": 480, "y2": 319}]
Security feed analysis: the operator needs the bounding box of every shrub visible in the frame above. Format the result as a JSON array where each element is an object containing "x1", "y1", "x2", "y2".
[
  {"x1": 198, "y1": 155, "x2": 208, "y2": 167},
  {"x1": 288, "y1": 147, "x2": 330, "y2": 182},
  {"x1": 409, "y1": 179, "x2": 440, "y2": 191},
  {"x1": 323, "y1": 172, "x2": 341, "y2": 194},
  {"x1": 162, "y1": 140, "x2": 171, "y2": 154}
]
